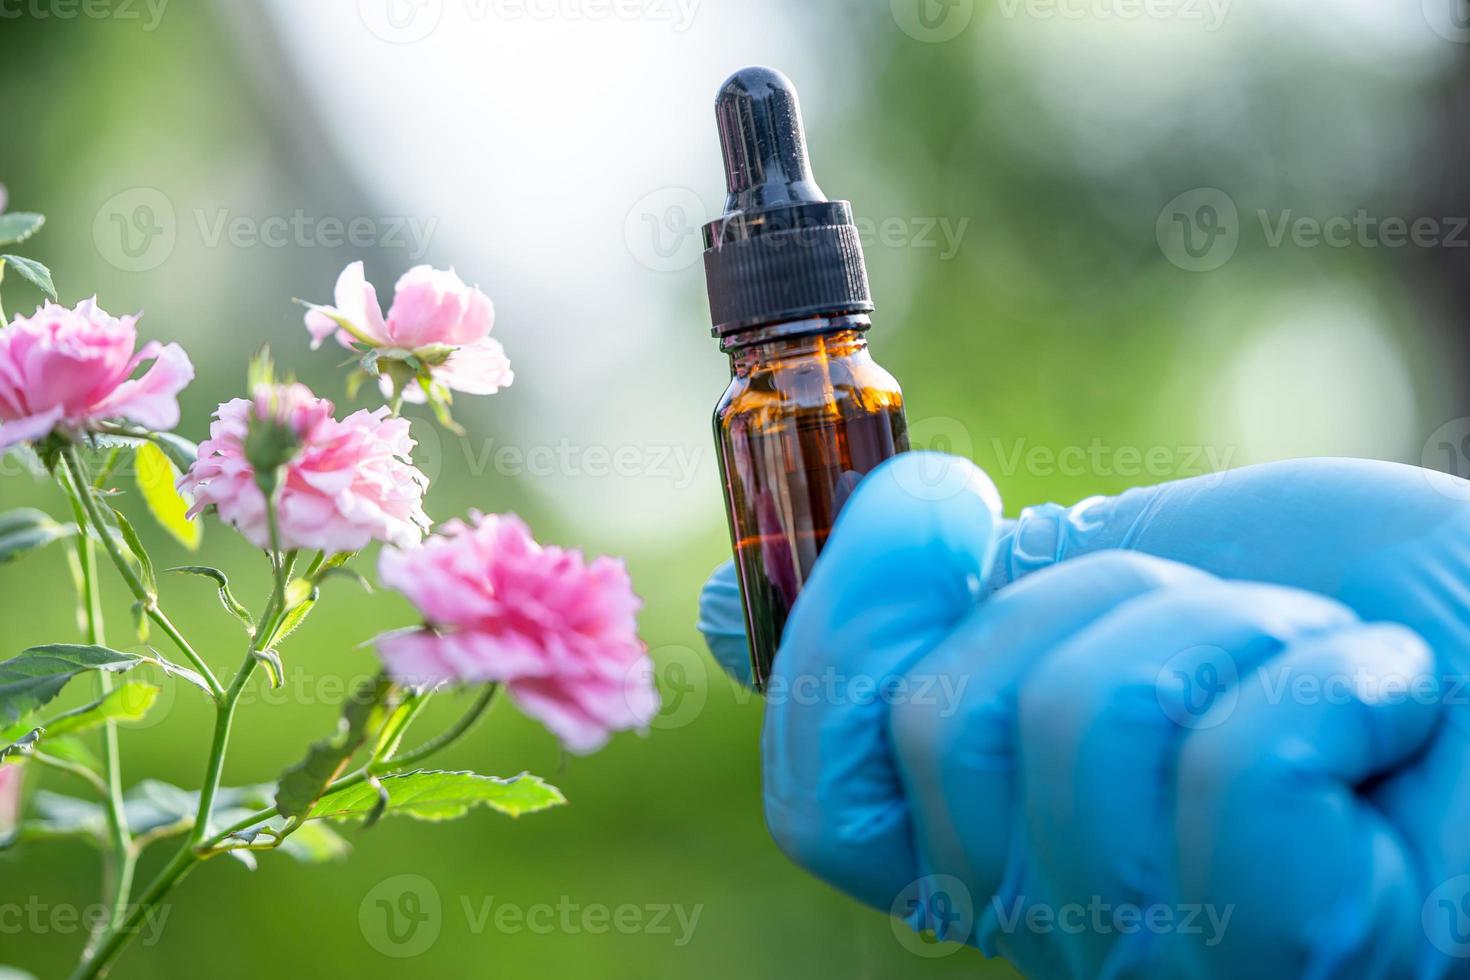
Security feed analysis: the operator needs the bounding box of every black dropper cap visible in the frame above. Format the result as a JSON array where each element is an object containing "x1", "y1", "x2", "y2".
[{"x1": 702, "y1": 67, "x2": 874, "y2": 338}]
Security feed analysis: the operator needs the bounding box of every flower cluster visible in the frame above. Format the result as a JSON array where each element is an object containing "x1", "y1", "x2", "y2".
[
  {"x1": 377, "y1": 513, "x2": 657, "y2": 754},
  {"x1": 3, "y1": 268, "x2": 647, "y2": 755}
]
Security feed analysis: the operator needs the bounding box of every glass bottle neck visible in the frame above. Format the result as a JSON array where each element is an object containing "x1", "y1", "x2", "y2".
[{"x1": 722, "y1": 314, "x2": 872, "y2": 374}]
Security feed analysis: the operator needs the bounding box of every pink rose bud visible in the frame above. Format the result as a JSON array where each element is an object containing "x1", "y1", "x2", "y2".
[
  {"x1": 0, "y1": 298, "x2": 195, "y2": 450},
  {"x1": 376, "y1": 513, "x2": 659, "y2": 755},
  {"x1": 304, "y1": 261, "x2": 512, "y2": 403},
  {"x1": 180, "y1": 383, "x2": 431, "y2": 554}
]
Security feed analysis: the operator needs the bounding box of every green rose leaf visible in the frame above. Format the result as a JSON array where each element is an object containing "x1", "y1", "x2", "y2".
[
  {"x1": 135, "y1": 442, "x2": 200, "y2": 551},
  {"x1": 0, "y1": 644, "x2": 145, "y2": 726},
  {"x1": 0, "y1": 212, "x2": 44, "y2": 247},
  {"x1": 0, "y1": 509, "x2": 76, "y2": 565},
  {"x1": 44, "y1": 681, "x2": 160, "y2": 736},
  {"x1": 105, "y1": 504, "x2": 157, "y2": 598},
  {"x1": 165, "y1": 565, "x2": 253, "y2": 632},
  {"x1": 309, "y1": 770, "x2": 566, "y2": 823},
  {"x1": 274, "y1": 674, "x2": 400, "y2": 821},
  {"x1": 0, "y1": 254, "x2": 55, "y2": 300}
]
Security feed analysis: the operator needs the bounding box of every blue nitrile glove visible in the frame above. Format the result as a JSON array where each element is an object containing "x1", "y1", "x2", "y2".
[{"x1": 697, "y1": 452, "x2": 1470, "y2": 978}]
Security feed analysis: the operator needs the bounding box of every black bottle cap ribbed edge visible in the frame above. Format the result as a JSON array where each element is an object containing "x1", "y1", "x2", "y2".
[{"x1": 702, "y1": 67, "x2": 874, "y2": 338}]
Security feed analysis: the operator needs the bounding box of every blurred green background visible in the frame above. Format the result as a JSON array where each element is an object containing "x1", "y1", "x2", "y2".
[{"x1": 2, "y1": 0, "x2": 1467, "y2": 976}]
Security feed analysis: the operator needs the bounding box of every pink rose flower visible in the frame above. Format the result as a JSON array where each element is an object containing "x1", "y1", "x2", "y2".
[
  {"x1": 0, "y1": 298, "x2": 194, "y2": 450},
  {"x1": 180, "y1": 383, "x2": 431, "y2": 554},
  {"x1": 304, "y1": 262, "x2": 513, "y2": 401},
  {"x1": 0, "y1": 764, "x2": 22, "y2": 839},
  {"x1": 376, "y1": 512, "x2": 658, "y2": 755}
]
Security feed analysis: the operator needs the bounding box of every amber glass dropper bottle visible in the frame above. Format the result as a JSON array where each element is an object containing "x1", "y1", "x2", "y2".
[{"x1": 702, "y1": 66, "x2": 910, "y2": 691}]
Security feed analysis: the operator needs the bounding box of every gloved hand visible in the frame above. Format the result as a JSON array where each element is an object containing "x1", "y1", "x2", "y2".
[{"x1": 698, "y1": 452, "x2": 1470, "y2": 978}]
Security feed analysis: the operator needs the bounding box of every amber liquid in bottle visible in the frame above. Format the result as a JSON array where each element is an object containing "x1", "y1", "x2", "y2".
[{"x1": 714, "y1": 317, "x2": 909, "y2": 690}]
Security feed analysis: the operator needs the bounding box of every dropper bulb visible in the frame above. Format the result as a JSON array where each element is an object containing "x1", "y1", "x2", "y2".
[{"x1": 714, "y1": 66, "x2": 827, "y2": 213}]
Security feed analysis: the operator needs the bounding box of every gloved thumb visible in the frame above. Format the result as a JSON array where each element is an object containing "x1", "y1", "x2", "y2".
[{"x1": 697, "y1": 560, "x2": 752, "y2": 687}]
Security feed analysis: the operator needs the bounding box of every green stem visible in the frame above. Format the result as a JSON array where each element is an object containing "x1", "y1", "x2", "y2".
[
  {"x1": 58, "y1": 459, "x2": 137, "y2": 949},
  {"x1": 387, "y1": 684, "x2": 499, "y2": 772},
  {"x1": 60, "y1": 445, "x2": 224, "y2": 701}
]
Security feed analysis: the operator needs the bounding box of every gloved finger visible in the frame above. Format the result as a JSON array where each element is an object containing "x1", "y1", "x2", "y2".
[
  {"x1": 1015, "y1": 580, "x2": 1356, "y2": 976},
  {"x1": 697, "y1": 560, "x2": 753, "y2": 687},
  {"x1": 1175, "y1": 622, "x2": 1440, "y2": 978},
  {"x1": 989, "y1": 458, "x2": 1468, "y2": 602},
  {"x1": 763, "y1": 452, "x2": 1002, "y2": 911},
  {"x1": 888, "y1": 550, "x2": 1212, "y2": 939}
]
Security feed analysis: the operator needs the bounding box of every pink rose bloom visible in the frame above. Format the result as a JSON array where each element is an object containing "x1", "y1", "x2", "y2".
[
  {"x1": 0, "y1": 764, "x2": 22, "y2": 839},
  {"x1": 0, "y1": 298, "x2": 194, "y2": 450},
  {"x1": 180, "y1": 383, "x2": 431, "y2": 554},
  {"x1": 376, "y1": 512, "x2": 658, "y2": 754},
  {"x1": 304, "y1": 261, "x2": 512, "y2": 401}
]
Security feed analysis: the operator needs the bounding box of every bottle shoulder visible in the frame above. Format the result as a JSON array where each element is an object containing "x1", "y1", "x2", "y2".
[{"x1": 714, "y1": 347, "x2": 904, "y2": 425}]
